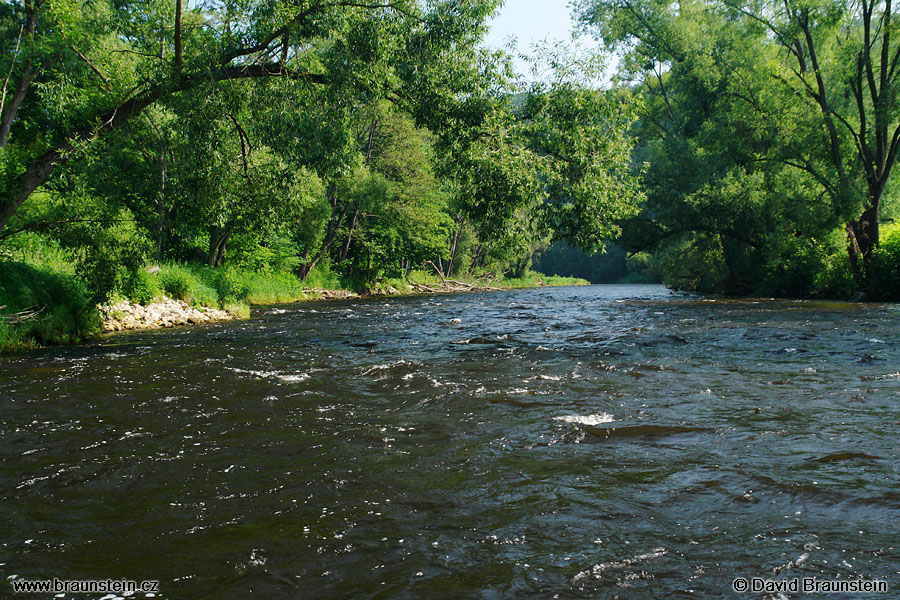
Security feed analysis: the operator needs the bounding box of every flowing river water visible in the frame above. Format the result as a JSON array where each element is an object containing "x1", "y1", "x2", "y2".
[{"x1": 2, "y1": 284, "x2": 899, "y2": 598}]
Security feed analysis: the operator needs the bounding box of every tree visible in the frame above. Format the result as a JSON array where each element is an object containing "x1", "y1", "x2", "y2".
[
  {"x1": 576, "y1": 0, "x2": 900, "y2": 289},
  {"x1": 439, "y1": 45, "x2": 643, "y2": 266},
  {"x1": 0, "y1": 0, "x2": 502, "y2": 238}
]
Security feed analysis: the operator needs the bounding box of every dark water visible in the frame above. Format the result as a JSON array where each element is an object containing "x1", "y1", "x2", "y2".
[{"x1": 2, "y1": 284, "x2": 899, "y2": 599}]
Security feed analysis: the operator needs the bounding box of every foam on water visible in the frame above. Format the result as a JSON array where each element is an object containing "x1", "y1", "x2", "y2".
[{"x1": 554, "y1": 413, "x2": 615, "y2": 425}]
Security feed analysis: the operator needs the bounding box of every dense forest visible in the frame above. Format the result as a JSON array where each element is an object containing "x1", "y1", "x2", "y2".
[
  {"x1": 575, "y1": 0, "x2": 900, "y2": 298},
  {"x1": 2, "y1": 0, "x2": 900, "y2": 349},
  {"x1": 0, "y1": 0, "x2": 640, "y2": 348}
]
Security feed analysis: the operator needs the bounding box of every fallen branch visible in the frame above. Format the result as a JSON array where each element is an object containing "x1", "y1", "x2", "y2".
[
  {"x1": 410, "y1": 281, "x2": 439, "y2": 293},
  {"x1": 425, "y1": 261, "x2": 446, "y2": 284},
  {"x1": 446, "y1": 279, "x2": 475, "y2": 289},
  {"x1": 1, "y1": 305, "x2": 44, "y2": 323}
]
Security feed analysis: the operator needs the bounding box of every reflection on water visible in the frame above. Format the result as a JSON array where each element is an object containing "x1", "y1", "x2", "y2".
[{"x1": 1, "y1": 284, "x2": 899, "y2": 598}]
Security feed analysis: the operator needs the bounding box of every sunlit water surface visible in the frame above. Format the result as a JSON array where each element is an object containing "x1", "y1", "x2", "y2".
[{"x1": 2, "y1": 284, "x2": 899, "y2": 598}]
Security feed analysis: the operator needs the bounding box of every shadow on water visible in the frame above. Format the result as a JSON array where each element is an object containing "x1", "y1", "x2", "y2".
[{"x1": 1, "y1": 284, "x2": 899, "y2": 598}]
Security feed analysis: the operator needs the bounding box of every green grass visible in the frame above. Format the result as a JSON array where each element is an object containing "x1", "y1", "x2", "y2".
[
  {"x1": 0, "y1": 261, "x2": 100, "y2": 352},
  {"x1": 0, "y1": 256, "x2": 585, "y2": 353},
  {"x1": 375, "y1": 269, "x2": 589, "y2": 293},
  {"x1": 499, "y1": 271, "x2": 589, "y2": 288},
  {"x1": 139, "y1": 263, "x2": 338, "y2": 311}
]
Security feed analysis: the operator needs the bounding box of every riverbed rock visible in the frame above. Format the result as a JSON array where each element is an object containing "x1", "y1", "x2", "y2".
[
  {"x1": 99, "y1": 296, "x2": 237, "y2": 332},
  {"x1": 304, "y1": 288, "x2": 360, "y2": 300}
]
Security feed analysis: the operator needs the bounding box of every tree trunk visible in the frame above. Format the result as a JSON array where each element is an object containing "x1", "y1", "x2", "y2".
[
  {"x1": 298, "y1": 184, "x2": 349, "y2": 280},
  {"x1": 846, "y1": 192, "x2": 881, "y2": 285},
  {"x1": 0, "y1": 0, "x2": 35, "y2": 149},
  {"x1": 216, "y1": 228, "x2": 231, "y2": 266},
  {"x1": 207, "y1": 224, "x2": 232, "y2": 267},
  {"x1": 0, "y1": 141, "x2": 71, "y2": 233},
  {"x1": 446, "y1": 216, "x2": 464, "y2": 276},
  {"x1": 468, "y1": 244, "x2": 486, "y2": 274},
  {"x1": 297, "y1": 263, "x2": 311, "y2": 281},
  {"x1": 173, "y1": 0, "x2": 183, "y2": 73},
  {"x1": 338, "y1": 209, "x2": 359, "y2": 262},
  {"x1": 155, "y1": 148, "x2": 168, "y2": 261},
  {"x1": 208, "y1": 227, "x2": 220, "y2": 267},
  {"x1": 0, "y1": 62, "x2": 32, "y2": 148}
]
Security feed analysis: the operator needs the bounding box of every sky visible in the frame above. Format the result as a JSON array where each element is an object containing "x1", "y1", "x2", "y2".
[{"x1": 482, "y1": 0, "x2": 600, "y2": 79}]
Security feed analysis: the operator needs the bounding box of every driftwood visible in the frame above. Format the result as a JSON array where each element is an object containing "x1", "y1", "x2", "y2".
[
  {"x1": 425, "y1": 261, "x2": 447, "y2": 284},
  {"x1": 409, "y1": 281, "x2": 440, "y2": 293},
  {"x1": 445, "y1": 279, "x2": 475, "y2": 289},
  {"x1": 406, "y1": 279, "x2": 504, "y2": 294},
  {"x1": 1, "y1": 305, "x2": 43, "y2": 323}
]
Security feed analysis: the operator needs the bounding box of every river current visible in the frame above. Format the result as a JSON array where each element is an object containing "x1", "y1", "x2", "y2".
[{"x1": 1, "y1": 284, "x2": 899, "y2": 598}]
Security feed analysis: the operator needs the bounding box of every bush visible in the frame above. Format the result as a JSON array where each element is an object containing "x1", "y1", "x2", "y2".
[
  {"x1": 54, "y1": 207, "x2": 153, "y2": 305},
  {"x1": 303, "y1": 262, "x2": 342, "y2": 289},
  {"x1": 811, "y1": 252, "x2": 856, "y2": 300},
  {"x1": 213, "y1": 267, "x2": 252, "y2": 303},
  {"x1": 868, "y1": 226, "x2": 900, "y2": 300},
  {"x1": 243, "y1": 271, "x2": 306, "y2": 304},
  {"x1": 158, "y1": 266, "x2": 194, "y2": 301},
  {"x1": 122, "y1": 269, "x2": 161, "y2": 305},
  {"x1": 155, "y1": 264, "x2": 219, "y2": 307},
  {"x1": 0, "y1": 261, "x2": 99, "y2": 350}
]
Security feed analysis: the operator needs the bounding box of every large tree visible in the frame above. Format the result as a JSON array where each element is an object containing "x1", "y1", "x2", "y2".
[
  {"x1": 576, "y1": 0, "x2": 900, "y2": 287},
  {"x1": 0, "y1": 0, "x2": 500, "y2": 237}
]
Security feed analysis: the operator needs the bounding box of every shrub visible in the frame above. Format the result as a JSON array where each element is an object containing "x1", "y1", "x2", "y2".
[
  {"x1": 213, "y1": 267, "x2": 251, "y2": 303},
  {"x1": 868, "y1": 227, "x2": 900, "y2": 300},
  {"x1": 122, "y1": 269, "x2": 160, "y2": 305},
  {"x1": 0, "y1": 261, "x2": 99, "y2": 350},
  {"x1": 811, "y1": 252, "x2": 856, "y2": 300},
  {"x1": 158, "y1": 266, "x2": 194, "y2": 301}
]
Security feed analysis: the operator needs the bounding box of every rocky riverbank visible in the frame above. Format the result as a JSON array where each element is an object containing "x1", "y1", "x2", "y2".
[
  {"x1": 98, "y1": 280, "x2": 570, "y2": 334},
  {"x1": 99, "y1": 289, "x2": 364, "y2": 333},
  {"x1": 100, "y1": 297, "x2": 238, "y2": 332}
]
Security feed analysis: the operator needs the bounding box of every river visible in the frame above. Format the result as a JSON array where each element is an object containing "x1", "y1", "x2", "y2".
[{"x1": 2, "y1": 284, "x2": 898, "y2": 598}]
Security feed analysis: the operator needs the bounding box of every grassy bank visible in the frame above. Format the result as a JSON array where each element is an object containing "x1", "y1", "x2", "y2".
[
  {"x1": 371, "y1": 269, "x2": 588, "y2": 294},
  {"x1": 0, "y1": 259, "x2": 587, "y2": 352},
  {"x1": 0, "y1": 262, "x2": 99, "y2": 351}
]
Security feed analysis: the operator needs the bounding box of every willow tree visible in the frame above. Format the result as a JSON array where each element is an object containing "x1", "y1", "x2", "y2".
[
  {"x1": 576, "y1": 0, "x2": 900, "y2": 286},
  {"x1": 0, "y1": 0, "x2": 501, "y2": 238}
]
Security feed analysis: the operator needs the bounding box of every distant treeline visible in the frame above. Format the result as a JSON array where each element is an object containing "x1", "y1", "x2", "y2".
[
  {"x1": 533, "y1": 243, "x2": 660, "y2": 284},
  {"x1": 574, "y1": 0, "x2": 900, "y2": 300},
  {"x1": 0, "y1": 0, "x2": 641, "y2": 310}
]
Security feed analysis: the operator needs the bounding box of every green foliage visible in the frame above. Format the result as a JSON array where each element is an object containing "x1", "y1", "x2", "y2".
[
  {"x1": 576, "y1": 0, "x2": 900, "y2": 297},
  {"x1": 622, "y1": 252, "x2": 663, "y2": 284},
  {"x1": 499, "y1": 270, "x2": 589, "y2": 288},
  {"x1": 229, "y1": 234, "x2": 303, "y2": 274},
  {"x1": 303, "y1": 265, "x2": 343, "y2": 290},
  {"x1": 534, "y1": 242, "x2": 645, "y2": 283},
  {"x1": 867, "y1": 225, "x2": 900, "y2": 300},
  {"x1": 812, "y1": 252, "x2": 856, "y2": 300},
  {"x1": 153, "y1": 263, "x2": 313, "y2": 307},
  {"x1": 212, "y1": 267, "x2": 252, "y2": 304},
  {"x1": 153, "y1": 264, "x2": 218, "y2": 307},
  {"x1": 121, "y1": 269, "x2": 161, "y2": 305},
  {"x1": 654, "y1": 234, "x2": 729, "y2": 293},
  {"x1": 1, "y1": 0, "x2": 651, "y2": 353},
  {"x1": 0, "y1": 262, "x2": 99, "y2": 351},
  {"x1": 157, "y1": 266, "x2": 195, "y2": 302}
]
